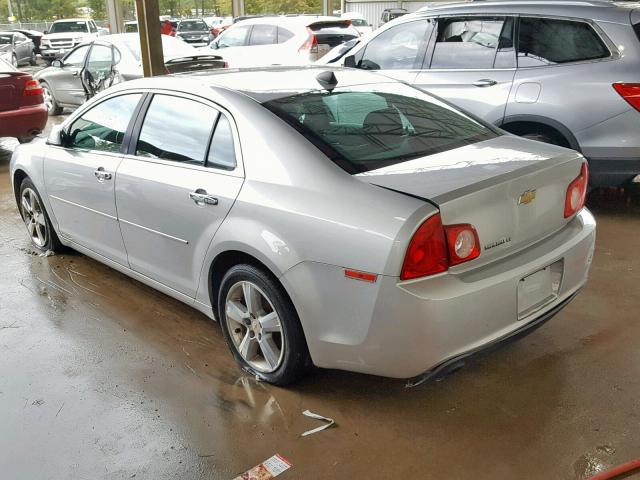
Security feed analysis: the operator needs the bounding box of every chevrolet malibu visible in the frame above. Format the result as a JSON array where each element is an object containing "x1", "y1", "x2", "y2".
[{"x1": 10, "y1": 67, "x2": 596, "y2": 385}]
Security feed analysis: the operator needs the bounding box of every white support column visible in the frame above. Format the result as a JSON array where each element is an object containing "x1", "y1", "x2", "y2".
[
  {"x1": 232, "y1": 0, "x2": 245, "y2": 17},
  {"x1": 106, "y1": 0, "x2": 125, "y2": 34},
  {"x1": 322, "y1": 0, "x2": 331, "y2": 16}
]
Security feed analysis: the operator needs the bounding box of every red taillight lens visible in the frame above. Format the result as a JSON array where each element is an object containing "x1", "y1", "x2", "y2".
[
  {"x1": 400, "y1": 214, "x2": 449, "y2": 280},
  {"x1": 444, "y1": 224, "x2": 481, "y2": 266},
  {"x1": 299, "y1": 28, "x2": 318, "y2": 53},
  {"x1": 23, "y1": 78, "x2": 43, "y2": 96},
  {"x1": 613, "y1": 83, "x2": 640, "y2": 111},
  {"x1": 564, "y1": 162, "x2": 589, "y2": 218}
]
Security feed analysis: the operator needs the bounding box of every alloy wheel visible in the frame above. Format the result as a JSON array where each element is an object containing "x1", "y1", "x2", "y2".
[
  {"x1": 225, "y1": 281, "x2": 285, "y2": 373},
  {"x1": 21, "y1": 188, "x2": 48, "y2": 248},
  {"x1": 42, "y1": 86, "x2": 53, "y2": 113}
]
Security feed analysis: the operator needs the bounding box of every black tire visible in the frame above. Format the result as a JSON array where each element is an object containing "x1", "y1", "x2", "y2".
[
  {"x1": 29, "y1": 50, "x2": 37, "y2": 66},
  {"x1": 18, "y1": 178, "x2": 64, "y2": 253},
  {"x1": 521, "y1": 132, "x2": 562, "y2": 146},
  {"x1": 218, "y1": 264, "x2": 311, "y2": 385},
  {"x1": 41, "y1": 82, "x2": 63, "y2": 116}
]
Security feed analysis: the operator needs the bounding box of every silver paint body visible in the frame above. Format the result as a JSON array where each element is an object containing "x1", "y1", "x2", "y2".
[
  {"x1": 10, "y1": 67, "x2": 596, "y2": 378},
  {"x1": 331, "y1": 0, "x2": 640, "y2": 185}
]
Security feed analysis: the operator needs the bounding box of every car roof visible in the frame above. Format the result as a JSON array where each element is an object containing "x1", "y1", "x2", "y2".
[
  {"x1": 234, "y1": 15, "x2": 349, "y2": 27},
  {"x1": 116, "y1": 66, "x2": 394, "y2": 103},
  {"x1": 52, "y1": 18, "x2": 90, "y2": 22},
  {"x1": 415, "y1": 0, "x2": 638, "y2": 23}
]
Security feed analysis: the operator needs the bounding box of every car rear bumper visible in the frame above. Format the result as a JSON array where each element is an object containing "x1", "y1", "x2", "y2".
[
  {"x1": 586, "y1": 158, "x2": 640, "y2": 187},
  {"x1": 0, "y1": 103, "x2": 47, "y2": 138},
  {"x1": 282, "y1": 208, "x2": 596, "y2": 379}
]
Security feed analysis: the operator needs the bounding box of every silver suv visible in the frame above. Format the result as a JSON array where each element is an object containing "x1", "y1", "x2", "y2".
[{"x1": 336, "y1": 0, "x2": 640, "y2": 186}]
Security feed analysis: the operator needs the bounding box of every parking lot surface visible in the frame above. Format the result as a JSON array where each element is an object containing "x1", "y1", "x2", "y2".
[{"x1": 2, "y1": 114, "x2": 640, "y2": 479}]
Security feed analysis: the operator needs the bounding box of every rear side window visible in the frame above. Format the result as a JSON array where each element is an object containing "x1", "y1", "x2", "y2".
[
  {"x1": 218, "y1": 25, "x2": 250, "y2": 48},
  {"x1": 249, "y1": 24, "x2": 277, "y2": 45},
  {"x1": 67, "y1": 94, "x2": 142, "y2": 152},
  {"x1": 357, "y1": 20, "x2": 430, "y2": 70},
  {"x1": 263, "y1": 83, "x2": 498, "y2": 174},
  {"x1": 517, "y1": 17, "x2": 609, "y2": 66},
  {"x1": 207, "y1": 114, "x2": 236, "y2": 170},
  {"x1": 277, "y1": 27, "x2": 294, "y2": 43},
  {"x1": 431, "y1": 17, "x2": 510, "y2": 69},
  {"x1": 136, "y1": 95, "x2": 218, "y2": 165}
]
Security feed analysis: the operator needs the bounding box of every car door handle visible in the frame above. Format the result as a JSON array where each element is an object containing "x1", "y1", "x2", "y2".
[
  {"x1": 473, "y1": 79, "x2": 498, "y2": 87},
  {"x1": 93, "y1": 167, "x2": 112, "y2": 181},
  {"x1": 189, "y1": 189, "x2": 218, "y2": 206}
]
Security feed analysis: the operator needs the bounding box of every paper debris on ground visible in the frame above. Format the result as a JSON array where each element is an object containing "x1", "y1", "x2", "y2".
[
  {"x1": 232, "y1": 454, "x2": 292, "y2": 480},
  {"x1": 301, "y1": 410, "x2": 335, "y2": 437},
  {"x1": 39, "y1": 250, "x2": 55, "y2": 257}
]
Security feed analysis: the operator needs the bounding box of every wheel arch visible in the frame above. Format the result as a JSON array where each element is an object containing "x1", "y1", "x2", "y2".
[
  {"x1": 12, "y1": 168, "x2": 29, "y2": 212},
  {"x1": 497, "y1": 115, "x2": 581, "y2": 152}
]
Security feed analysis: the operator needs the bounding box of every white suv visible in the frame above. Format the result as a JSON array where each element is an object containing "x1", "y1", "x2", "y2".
[
  {"x1": 204, "y1": 16, "x2": 359, "y2": 68},
  {"x1": 41, "y1": 19, "x2": 105, "y2": 64}
]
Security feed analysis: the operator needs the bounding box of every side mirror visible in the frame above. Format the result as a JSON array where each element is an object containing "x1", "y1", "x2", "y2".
[
  {"x1": 43, "y1": 30, "x2": 48, "y2": 34},
  {"x1": 52, "y1": 59, "x2": 63, "y2": 68},
  {"x1": 344, "y1": 55, "x2": 356, "y2": 68},
  {"x1": 47, "y1": 125, "x2": 65, "y2": 146}
]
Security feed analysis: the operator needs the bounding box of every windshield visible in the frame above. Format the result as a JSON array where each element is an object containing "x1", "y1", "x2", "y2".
[
  {"x1": 50, "y1": 21, "x2": 88, "y2": 33},
  {"x1": 389, "y1": 12, "x2": 407, "y2": 20},
  {"x1": 179, "y1": 20, "x2": 208, "y2": 32},
  {"x1": 262, "y1": 83, "x2": 499, "y2": 174},
  {"x1": 0, "y1": 35, "x2": 11, "y2": 45},
  {"x1": 120, "y1": 35, "x2": 198, "y2": 61}
]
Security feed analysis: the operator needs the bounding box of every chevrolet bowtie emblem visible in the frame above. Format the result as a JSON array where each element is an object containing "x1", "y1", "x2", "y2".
[{"x1": 518, "y1": 189, "x2": 537, "y2": 205}]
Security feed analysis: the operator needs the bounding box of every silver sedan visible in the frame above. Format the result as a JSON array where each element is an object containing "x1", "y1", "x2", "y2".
[{"x1": 10, "y1": 67, "x2": 596, "y2": 385}]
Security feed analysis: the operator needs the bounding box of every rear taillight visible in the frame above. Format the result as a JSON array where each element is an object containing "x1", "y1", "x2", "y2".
[
  {"x1": 400, "y1": 214, "x2": 481, "y2": 280},
  {"x1": 299, "y1": 28, "x2": 318, "y2": 54},
  {"x1": 564, "y1": 162, "x2": 589, "y2": 218},
  {"x1": 23, "y1": 78, "x2": 43, "y2": 96},
  {"x1": 613, "y1": 83, "x2": 640, "y2": 111},
  {"x1": 444, "y1": 224, "x2": 481, "y2": 266}
]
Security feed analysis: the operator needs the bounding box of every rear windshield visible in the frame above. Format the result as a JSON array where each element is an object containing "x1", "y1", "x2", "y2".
[
  {"x1": 263, "y1": 83, "x2": 499, "y2": 174},
  {"x1": 50, "y1": 21, "x2": 88, "y2": 33},
  {"x1": 310, "y1": 22, "x2": 359, "y2": 46},
  {"x1": 121, "y1": 35, "x2": 196, "y2": 61}
]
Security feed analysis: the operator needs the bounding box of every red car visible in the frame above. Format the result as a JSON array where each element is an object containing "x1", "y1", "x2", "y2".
[{"x1": 0, "y1": 57, "x2": 47, "y2": 143}]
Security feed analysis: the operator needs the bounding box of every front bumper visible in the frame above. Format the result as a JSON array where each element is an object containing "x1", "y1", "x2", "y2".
[
  {"x1": 40, "y1": 47, "x2": 73, "y2": 60},
  {"x1": 0, "y1": 103, "x2": 47, "y2": 138},
  {"x1": 282, "y1": 208, "x2": 596, "y2": 379}
]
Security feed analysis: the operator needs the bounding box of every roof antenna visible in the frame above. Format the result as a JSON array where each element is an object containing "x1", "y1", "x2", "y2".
[{"x1": 316, "y1": 70, "x2": 338, "y2": 92}]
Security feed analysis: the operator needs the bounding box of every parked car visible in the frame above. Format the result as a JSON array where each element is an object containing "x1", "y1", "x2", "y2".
[
  {"x1": 124, "y1": 20, "x2": 138, "y2": 33},
  {"x1": 8, "y1": 28, "x2": 44, "y2": 54},
  {"x1": 0, "y1": 57, "x2": 47, "y2": 143},
  {"x1": 40, "y1": 18, "x2": 105, "y2": 63},
  {"x1": 176, "y1": 18, "x2": 212, "y2": 47},
  {"x1": 11, "y1": 67, "x2": 595, "y2": 385},
  {"x1": 35, "y1": 33, "x2": 225, "y2": 115},
  {"x1": 379, "y1": 8, "x2": 407, "y2": 27},
  {"x1": 206, "y1": 16, "x2": 359, "y2": 67},
  {"x1": 330, "y1": 0, "x2": 640, "y2": 187},
  {"x1": 0, "y1": 32, "x2": 36, "y2": 67},
  {"x1": 341, "y1": 12, "x2": 373, "y2": 36}
]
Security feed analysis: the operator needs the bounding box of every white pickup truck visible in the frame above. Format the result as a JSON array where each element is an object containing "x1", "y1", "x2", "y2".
[{"x1": 40, "y1": 19, "x2": 107, "y2": 63}]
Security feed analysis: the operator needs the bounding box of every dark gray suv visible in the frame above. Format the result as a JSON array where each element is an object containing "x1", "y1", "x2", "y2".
[{"x1": 336, "y1": 0, "x2": 640, "y2": 186}]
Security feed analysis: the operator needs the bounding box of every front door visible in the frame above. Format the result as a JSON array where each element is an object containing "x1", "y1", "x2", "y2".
[
  {"x1": 116, "y1": 93, "x2": 244, "y2": 297},
  {"x1": 81, "y1": 43, "x2": 116, "y2": 99},
  {"x1": 50, "y1": 44, "x2": 90, "y2": 106},
  {"x1": 413, "y1": 16, "x2": 517, "y2": 125},
  {"x1": 44, "y1": 92, "x2": 143, "y2": 265}
]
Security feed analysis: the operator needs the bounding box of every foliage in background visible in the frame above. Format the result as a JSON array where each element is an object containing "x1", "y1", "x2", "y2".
[{"x1": 0, "y1": 0, "x2": 336, "y2": 22}]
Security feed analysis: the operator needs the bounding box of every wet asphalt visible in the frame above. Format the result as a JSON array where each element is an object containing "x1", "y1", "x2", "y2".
[{"x1": 1, "y1": 66, "x2": 640, "y2": 479}]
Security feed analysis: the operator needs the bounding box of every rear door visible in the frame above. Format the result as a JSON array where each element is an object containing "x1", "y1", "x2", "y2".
[
  {"x1": 44, "y1": 92, "x2": 144, "y2": 265},
  {"x1": 413, "y1": 15, "x2": 517, "y2": 125},
  {"x1": 115, "y1": 92, "x2": 244, "y2": 297},
  {"x1": 352, "y1": 18, "x2": 434, "y2": 85}
]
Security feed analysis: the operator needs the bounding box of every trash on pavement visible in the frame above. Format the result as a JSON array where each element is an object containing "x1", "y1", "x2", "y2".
[
  {"x1": 301, "y1": 410, "x2": 335, "y2": 437},
  {"x1": 232, "y1": 454, "x2": 292, "y2": 480}
]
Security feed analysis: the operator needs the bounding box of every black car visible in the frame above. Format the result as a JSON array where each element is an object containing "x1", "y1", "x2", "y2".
[
  {"x1": 176, "y1": 19, "x2": 211, "y2": 47},
  {"x1": 9, "y1": 29, "x2": 43, "y2": 54}
]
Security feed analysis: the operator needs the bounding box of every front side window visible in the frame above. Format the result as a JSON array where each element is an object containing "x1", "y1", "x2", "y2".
[
  {"x1": 263, "y1": 83, "x2": 498, "y2": 174},
  {"x1": 518, "y1": 17, "x2": 610, "y2": 66},
  {"x1": 136, "y1": 95, "x2": 218, "y2": 165},
  {"x1": 431, "y1": 17, "x2": 506, "y2": 69},
  {"x1": 250, "y1": 24, "x2": 277, "y2": 45},
  {"x1": 207, "y1": 114, "x2": 236, "y2": 170},
  {"x1": 63, "y1": 45, "x2": 90, "y2": 67},
  {"x1": 67, "y1": 94, "x2": 142, "y2": 152},
  {"x1": 86, "y1": 45, "x2": 112, "y2": 78},
  {"x1": 217, "y1": 25, "x2": 250, "y2": 48},
  {"x1": 357, "y1": 20, "x2": 430, "y2": 70}
]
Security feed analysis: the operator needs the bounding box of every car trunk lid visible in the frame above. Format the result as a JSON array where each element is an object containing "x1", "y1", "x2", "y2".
[
  {"x1": 356, "y1": 136, "x2": 585, "y2": 265},
  {"x1": 0, "y1": 72, "x2": 36, "y2": 112},
  {"x1": 164, "y1": 54, "x2": 226, "y2": 73}
]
